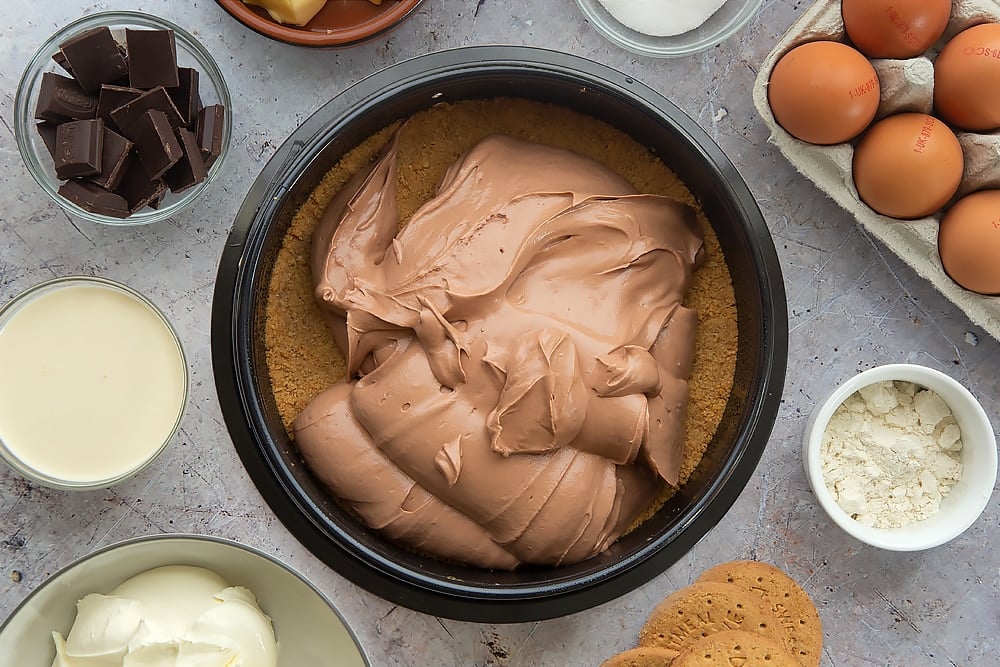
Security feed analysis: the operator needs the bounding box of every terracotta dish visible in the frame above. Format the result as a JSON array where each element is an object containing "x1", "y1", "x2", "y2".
[{"x1": 215, "y1": 0, "x2": 425, "y2": 47}]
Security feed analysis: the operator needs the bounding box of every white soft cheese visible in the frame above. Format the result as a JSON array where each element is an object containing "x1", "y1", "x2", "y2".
[
  {"x1": 596, "y1": 0, "x2": 731, "y2": 37},
  {"x1": 51, "y1": 566, "x2": 277, "y2": 667}
]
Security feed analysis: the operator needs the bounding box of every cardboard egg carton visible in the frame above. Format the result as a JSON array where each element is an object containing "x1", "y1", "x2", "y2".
[{"x1": 753, "y1": 0, "x2": 1000, "y2": 340}]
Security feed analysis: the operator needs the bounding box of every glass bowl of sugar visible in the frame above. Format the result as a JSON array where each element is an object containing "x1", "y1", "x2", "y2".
[
  {"x1": 803, "y1": 364, "x2": 996, "y2": 551},
  {"x1": 574, "y1": 0, "x2": 764, "y2": 58}
]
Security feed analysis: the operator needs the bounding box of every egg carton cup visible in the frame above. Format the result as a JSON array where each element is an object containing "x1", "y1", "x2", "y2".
[{"x1": 753, "y1": 0, "x2": 1000, "y2": 340}]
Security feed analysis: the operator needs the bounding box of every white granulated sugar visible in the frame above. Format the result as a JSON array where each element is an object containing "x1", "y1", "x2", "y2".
[
  {"x1": 597, "y1": 0, "x2": 730, "y2": 37},
  {"x1": 820, "y1": 380, "x2": 963, "y2": 528}
]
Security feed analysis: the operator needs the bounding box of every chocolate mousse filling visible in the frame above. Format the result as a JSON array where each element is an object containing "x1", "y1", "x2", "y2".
[{"x1": 264, "y1": 99, "x2": 738, "y2": 570}]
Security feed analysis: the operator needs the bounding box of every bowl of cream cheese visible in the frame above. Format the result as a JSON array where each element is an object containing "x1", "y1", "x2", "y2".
[
  {"x1": 803, "y1": 363, "x2": 998, "y2": 551},
  {"x1": 0, "y1": 534, "x2": 370, "y2": 666}
]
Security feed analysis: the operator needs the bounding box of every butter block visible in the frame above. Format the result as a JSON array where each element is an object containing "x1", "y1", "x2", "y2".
[{"x1": 244, "y1": 0, "x2": 326, "y2": 26}]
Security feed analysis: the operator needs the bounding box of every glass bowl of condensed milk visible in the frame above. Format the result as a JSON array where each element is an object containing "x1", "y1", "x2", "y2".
[{"x1": 0, "y1": 276, "x2": 187, "y2": 489}]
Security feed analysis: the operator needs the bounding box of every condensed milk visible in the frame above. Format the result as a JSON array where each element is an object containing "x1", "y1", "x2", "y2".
[{"x1": 0, "y1": 277, "x2": 187, "y2": 488}]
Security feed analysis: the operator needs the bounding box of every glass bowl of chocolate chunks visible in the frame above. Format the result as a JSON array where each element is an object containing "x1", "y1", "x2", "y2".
[{"x1": 14, "y1": 11, "x2": 232, "y2": 225}]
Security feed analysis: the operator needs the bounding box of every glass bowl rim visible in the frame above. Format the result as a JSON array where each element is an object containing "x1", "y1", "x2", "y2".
[
  {"x1": 574, "y1": 0, "x2": 765, "y2": 58},
  {"x1": 0, "y1": 275, "x2": 189, "y2": 489},
  {"x1": 13, "y1": 10, "x2": 233, "y2": 226}
]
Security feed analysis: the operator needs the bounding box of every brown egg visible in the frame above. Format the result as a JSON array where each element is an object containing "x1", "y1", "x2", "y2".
[
  {"x1": 938, "y1": 190, "x2": 1000, "y2": 295},
  {"x1": 852, "y1": 113, "x2": 963, "y2": 220},
  {"x1": 768, "y1": 41, "x2": 880, "y2": 145},
  {"x1": 842, "y1": 0, "x2": 952, "y2": 59},
  {"x1": 935, "y1": 23, "x2": 1000, "y2": 131}
]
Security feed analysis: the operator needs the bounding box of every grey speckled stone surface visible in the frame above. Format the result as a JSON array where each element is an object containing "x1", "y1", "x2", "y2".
[{"x1": 1, "y1": 1, "x2": 998, "y2": 665}]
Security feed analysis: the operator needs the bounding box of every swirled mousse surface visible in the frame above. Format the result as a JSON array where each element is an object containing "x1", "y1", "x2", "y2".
[{"x1": 292, "y1": 129, "x2": 705, "y2": 569}]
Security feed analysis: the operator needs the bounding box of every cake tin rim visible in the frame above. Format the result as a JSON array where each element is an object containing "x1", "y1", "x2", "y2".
[{"x1": 211, "y1": 45, "x2": 787, "y2": 621}]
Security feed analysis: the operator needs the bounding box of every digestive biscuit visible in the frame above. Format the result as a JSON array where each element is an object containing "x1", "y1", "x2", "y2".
[
  {"x1": 637, "y1": 581, "x2": 784, "y2": 660},
  {"x1": 671, "y1": 629, "x2": 801, "y2": 667},
  {"x1": 697, "y1": 561, "x2": 822, "y2": 667},
  {"x1": 600, "y1": 646, "x2": 675, "y2": 666}
]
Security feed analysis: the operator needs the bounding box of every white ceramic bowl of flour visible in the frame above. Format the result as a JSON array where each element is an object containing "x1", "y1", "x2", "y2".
[{"x1": 803, "y1": 364, "x2": 997, "y2": 550}]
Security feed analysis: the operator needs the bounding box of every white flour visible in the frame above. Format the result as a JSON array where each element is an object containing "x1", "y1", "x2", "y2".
[
  {"x1": 597, "y1": 0, "x2": 730, "y2": 37},
  {"x1": 820, "y1": 381, "x2": 963, "y2": 528}
]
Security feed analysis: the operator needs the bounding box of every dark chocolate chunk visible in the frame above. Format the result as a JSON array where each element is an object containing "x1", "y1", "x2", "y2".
[
  {"x1": 36, "y1": 25, "x2": 227, "y2": 221},
  {"x1": 34, "y1": 72, "x2": 98, "y2": 123},
  {"x1": 131, "y1": 109, "x2": 183, "y2": 179},
  {"x1": 195, "y1": 104, "x2": 225, "y2": 168},
  {"x1": 114, "y1": 155, "x2": 167, "y2": 213},
  {"x1": 164, "y1": 128, "x2": 208, "y2": 194},
  {"x1": 126, "y1": 29, "x2": 179, "y2": 89},
  {"x1": 110, "y1": 44, "x2": 132, "y2": 87},
  {"x1": 168, "y1": 67, "x2": 202, "y2": 125},
  {"x1": 54, "y1": 118, "x2": 104, "y2": 179},
  {"x1": 96, "y1": 84, "x2": 142, "y2": 129},
  {"x1": 58, "y1": 180, "x2": 129, "y2": 218},
  {"x1": 36, "y1": 122, "x2": 58, "y2": 159},
  {"x1": 87, "y1": 127, "x2": 133, "y2": 191},
  {"x1": 58, "y1": 26, "x2": 128, "y2": 94},
  {"x1": 110, "y1": 86, "x2": 185, "y2": 137},
  {"x1": 52, "y1": 50, "x2": 73, "y2": 76}
]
